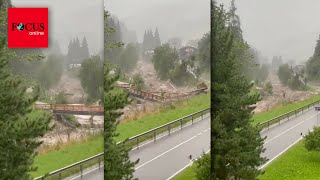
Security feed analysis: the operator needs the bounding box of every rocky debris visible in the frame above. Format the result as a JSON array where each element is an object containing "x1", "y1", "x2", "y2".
[
  {"x1": 131, "y1": 60, "x2": 194, "y2": 93},
  {"x1": 52, "y1": 70, "x2": 86, "y2": 104},
  {"x1": 254, "y1": 73, "x2": 312, "y2": 113},
  {"x1": 38, "y1": 119, "x2": 102, "y2": 150}
]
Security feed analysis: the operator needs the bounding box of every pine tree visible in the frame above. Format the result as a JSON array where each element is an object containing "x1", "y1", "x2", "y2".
[
  {"x1": 211, "y1": 3, "x2": 266, "y2": 179},
  {"x1": 154, "y1": 28, "x2": 161, "y2": 48},
  {"x1": 147, "y1": 29, "x2": 153, "y2": 50},
  {"x1": 228, "y1": 0, "x2": 243, "y2": 41},
  {"x1": 104, "y1": 10, "x2": 138, "y2": 179},
  {"x1": 306, "y1": 35, "x2": 320, "y2": 80},
  {"x1": 75, "y1": 37, "x2": 81, "y2": 62},
  {"x1": 142, "y1": 30, "x2": 147, "y2": 52},
  {"x1": 0, "y1": 0, "x2": 12, "y2": 9},
  {"x1": 67, "y1": 39, "x2": 74, "y2": 63},
  {"x1": 0, "y1": 20, "x2": 50, "y2": 179},
  {"x1": 81, "y1": 36, "x2": 90, "y2": 60},
  {"x1": 314, "y1": 35, "x2": 320, "y2": 57}
]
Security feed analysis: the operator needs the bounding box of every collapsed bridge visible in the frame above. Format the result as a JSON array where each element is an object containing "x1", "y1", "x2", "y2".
[{"x1": 116, "y1": 81, "x2": 208, "y2": 102}]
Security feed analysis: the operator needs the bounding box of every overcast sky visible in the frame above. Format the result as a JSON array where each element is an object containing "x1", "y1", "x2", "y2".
[
  {"x1": 105, "y1": 0, "x2": 210, "y2": 44},
  {"x1": 12, "y1": 0, "x2": 104, "y2": 55},
  {"x1": 218, "y1": 0, "x2": 320, "y2": 63}
]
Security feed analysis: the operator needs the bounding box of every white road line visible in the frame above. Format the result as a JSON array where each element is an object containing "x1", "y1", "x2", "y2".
[
  {"x1": 264, "y1": 121, "x2": 305, "y2": 144},
  {"x1": 166, "y1": 161, "x2": 192, "y2": 180},
  {"x1": 260, "y1": 108, "x2": 314, "y2": 133},
  {"x1": 131, "y1": 115, "x2": 210, "y2": 151},
  {"x1": 264, "y1": 113, "x2": 316, "y2": 144},
  {"x1": 259, "y1": 137, "x2": 302, "y2": 170},
  {"x1": 135, "y1": 128, "x2": 210, "y2": 170},
  {"x1": 67, "y1": 164, "x2": 104, "y2": 180},
  {"x1": 166, "y1": 149, "x2": 210, "y2": 180}
]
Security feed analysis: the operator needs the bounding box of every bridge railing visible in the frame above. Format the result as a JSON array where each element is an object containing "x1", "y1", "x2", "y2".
[
  {"x1": 119, "y1": 108, "x2": 210, "y2": 149},
  {"x1": 257, "y1": 99, "x2": 320, "y2": 129},
  {"x1": 34, "y1": 153, "x2": 103, "y2": 180},
  {"x1": 35, "y1": 104, "x2": 104, "y2": 113}
]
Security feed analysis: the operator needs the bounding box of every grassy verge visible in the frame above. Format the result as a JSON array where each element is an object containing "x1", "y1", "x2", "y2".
[
  {"x1": 173, "y1": 164, "x2": 197, "y2": 180},
  {"x1": 259, "y1": 141, "x2": 320, "y2": 180},
  {"x1": 31, "y1": 135, "x2": 103, "y2": 178},
  {"x1": 115, "y1": 93, "x2": 210, "y2": 142},
  {"x1": 252, "y1": 95, "x2": 320, "y2": 125}
]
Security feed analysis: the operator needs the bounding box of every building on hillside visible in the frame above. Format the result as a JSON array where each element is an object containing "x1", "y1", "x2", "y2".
[{"x1": 178, "y1": 46, "x2": 196, "y2": 60}]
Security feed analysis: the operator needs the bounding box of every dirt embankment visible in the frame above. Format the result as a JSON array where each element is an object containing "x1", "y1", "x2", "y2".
[{"x1": 254, "y1": 73, "x2": 313, "y2": 113}]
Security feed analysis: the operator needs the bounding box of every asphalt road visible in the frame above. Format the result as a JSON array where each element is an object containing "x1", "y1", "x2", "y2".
[
  {"x1": 61, "y1": 113, "x2": 210, "y2": 180},
  {"x1": 131, "y1": 114, "x2": 210, "y2": 180},
  {"x1": 64, "y1": 164, "x2": 103, "y2": 180},
  {"x1": 260, "y1": 106, "x2": 319, "y2": 169}
]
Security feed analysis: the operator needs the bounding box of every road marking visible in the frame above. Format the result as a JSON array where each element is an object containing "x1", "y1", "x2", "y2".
[
  {"x1": 260, "y1": 108, "x2": 314, "y2": 133},
  {"x1": 165, "y1": 149, "x2": 210, "y2": 180},
  {"x1": 264, "y1": 113, "x2": 317, "y2": 144},
  {"x1": 67, "y1": 164, "x2": 104, "y2": 180},
  {"x1": 259, "y1": 137, "x2": 302, "y2": 170},
  {"x1": 135, "y1": 128, "x2": 210, "y2": 170},
  {"x1": 264, "y1": 120, "x2": 305, "y2": 144},
  {"x1": 131, "y1": 115, "x2": 210, "y2": 151}
]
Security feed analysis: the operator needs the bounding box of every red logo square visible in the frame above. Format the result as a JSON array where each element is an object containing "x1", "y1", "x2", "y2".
[{"x1": 7, "y1": 8, "x2": 48, "y2": 48}]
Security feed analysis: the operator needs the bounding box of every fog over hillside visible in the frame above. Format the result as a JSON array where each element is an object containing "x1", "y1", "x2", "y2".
[
  {"x1": 218, "y1": 0, "x2": 320, "y2": 62},
  {"x1": 105, "y1": 0, "x2": 210, "y2": 44}
]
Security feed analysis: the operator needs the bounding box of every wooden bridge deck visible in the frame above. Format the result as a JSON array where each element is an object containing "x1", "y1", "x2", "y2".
[
  {"x1": 35, "y1": 104, "x2": 104, "y2": 115},
  {"x1": 116, "y1": 81, "x2": 208, "y2": 102}
]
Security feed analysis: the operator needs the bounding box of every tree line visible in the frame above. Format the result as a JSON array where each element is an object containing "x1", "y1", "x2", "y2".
[
  {"x1": 67, "y1": 36, "x2": 90, "y2": 64},
  {"x1": 142, "y1": 28, "x2": 161, "y2": 52}
]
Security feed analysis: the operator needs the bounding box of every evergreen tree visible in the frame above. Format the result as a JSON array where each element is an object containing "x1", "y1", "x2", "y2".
[
  {"x1": 306, "y1": 35, "x2": 320, "y2": 80},
  {"x1": 75, "y1": 37, "x2": 81, "y2": 62},
  {"x1": 147, "y1": 29, "x2": 154, "y2": 50},
  {"x1": 81, "y1": 36, "x2": 90, "y2": 60},
  {"x1": 314, "y1": 35, "x2": 320, "y2": 57},
  {"x1": 197, "y1": 33, "x2": 210, "y2": 73},
  {"x1": 154, "y1": 28, "x2": 161, "y2": 48},
  {"x1": 152, "y1": 44, "x2": 177, "y2": 80},
  {"x1": 228, "y1": 0, "x2": 243, "y2": 41},
  {"x1": 80, "y1": 56, "x2": 103, "y2": 102},
  {"x1": 142, "y1": 30, "x2": 147, "y2": 52},
  {"x1": 104, "y1": 10, "x2": 138, "y2": 179},
  {"x1": 67, "y1": 39, "x2": 74, "y2": 63},
  {"x1": 0, "y1": 13, "x2": 50, "y2": 179},
  {"x1": 0, "y1": 0, "x2": 12, "y2": 9},
  {"x1": 211, "y1": 2, "x2": 266, "y2": 179}
]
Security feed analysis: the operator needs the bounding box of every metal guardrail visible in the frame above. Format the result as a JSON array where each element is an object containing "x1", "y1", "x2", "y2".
[
  {"x1": 34, "y1": 153, "x2": 103, "y2": 180},
  {"x1": 34, "y1": 108, "x2": 210, "y2": 180},
  {"x1": 257, "y1": 99, "x2": 320, "y2": 129},
  {"x1": 120, "y1": 108, "x2": 210, "y2": 149}
]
